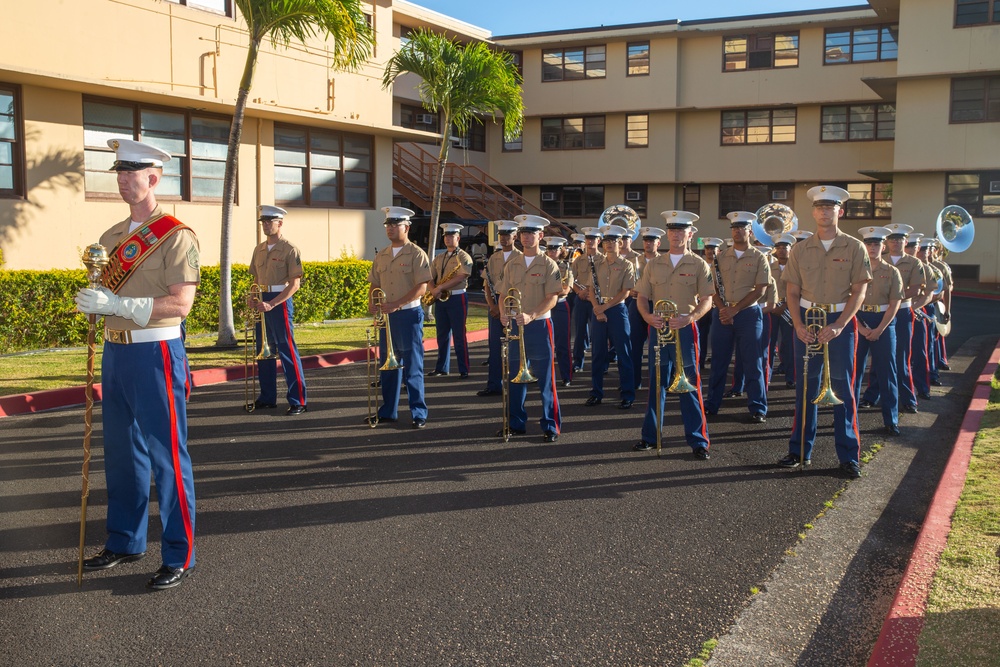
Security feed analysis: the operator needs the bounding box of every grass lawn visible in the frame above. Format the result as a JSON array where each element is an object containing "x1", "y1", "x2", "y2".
[
  {"x1": 917, "y1": 374, "x2": 1000, "y2": 666},
  {"x1": 0, "y1": 314, "x2": 489, "y2": 397}
]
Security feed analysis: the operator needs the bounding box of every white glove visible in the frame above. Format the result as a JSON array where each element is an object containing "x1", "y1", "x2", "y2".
[{"x1": 75, "y1": 287, "x2": 154, "y2": 327}]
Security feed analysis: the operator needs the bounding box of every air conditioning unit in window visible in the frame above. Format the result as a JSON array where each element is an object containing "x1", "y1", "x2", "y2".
[
  {"x1": 415, "y1": 113, "x2": 435, "y2": 125},
  {"x1": 456, "y1": 137, "x2": 469, "y2": 149},
  {"x1": 541, "y1": 192, "x2": 557, "y2": 202},
  {"x1": 989, "y1": 181, "x2": 1000, "y2": 194},
  {"x1": 625, "y1": 190, "x2": 642, "y2": 201},
  {"x1": 771, "y1": 189, "x2": 788, "y2": 200}
]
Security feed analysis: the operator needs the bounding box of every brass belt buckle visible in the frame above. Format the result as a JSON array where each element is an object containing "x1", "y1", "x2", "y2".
[
  {"x1": 106, "y1": 329, "x2": 132, "y2": 344},
  {"x1": 818, "y1": 303, "x2": 833, "y2": 313}
]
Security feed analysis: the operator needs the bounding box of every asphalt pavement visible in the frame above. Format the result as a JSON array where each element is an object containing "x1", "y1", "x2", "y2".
[{"x1": 1, "y1": 296, "x2": 997, "y2": 666}]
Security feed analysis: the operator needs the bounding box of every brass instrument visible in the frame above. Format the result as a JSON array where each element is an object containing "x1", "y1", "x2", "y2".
[
  {"x1": 243, "y1": 283, "x2": 278, "y2": 413},
  {"x1": 365, "y1": 288, "x2": 400, "y2": 426},
  {"x1": 649, "y1": 300, "x2": 697, "y2": 457},
  {"x1": 752, "y1": 203, "x2": 798, "y2": 247},
  {"x1": 500, "y1": 288, "x2": 536, "y2": 441},
  {"x1": 934, "y1": 205, "x2": 973, "y2": 337},
  {"x1": 421, "y1": 254, "x2": 464, "y2": 306},
  {"x1": 372, "y1": 288, "x2": 402, "y2": 373},
  {"x1": 559, "y1": 260, "x2": 571, "y2": 286},
  {"x1": 798, "y1": 306, "x2": 843, "y2": 469},
  {"x1": 600, "y1": 204, "x2": 642, "y2": 242}
]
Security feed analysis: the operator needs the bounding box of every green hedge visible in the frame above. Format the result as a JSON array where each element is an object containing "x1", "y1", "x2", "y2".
[{"x1": 0, "y1": 259, "x2": 372, "y2": 354}]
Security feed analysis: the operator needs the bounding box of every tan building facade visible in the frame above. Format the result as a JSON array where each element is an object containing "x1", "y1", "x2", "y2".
[{"x1": 1, "y1": 0, "x2": 998, "y2": 283}]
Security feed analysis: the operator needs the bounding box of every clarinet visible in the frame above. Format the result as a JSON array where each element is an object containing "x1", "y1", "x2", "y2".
[
  {"x1": 589, "y1": 255, "x2": 603, "y2": 305},
  {"x1": 712, "y1": 256, "x2": 726, "y2": 305},
  {"x1": 484, "y1": 258, "x2": 499, "y2": 305}
]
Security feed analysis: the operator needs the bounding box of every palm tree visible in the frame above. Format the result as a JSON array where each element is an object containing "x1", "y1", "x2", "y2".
[
  {"x1": 216, "y1": 0, "x2": 374, "y2": 346},
  {"x1": 382, "y1": 30, "x2": 524, "y2": 260}
]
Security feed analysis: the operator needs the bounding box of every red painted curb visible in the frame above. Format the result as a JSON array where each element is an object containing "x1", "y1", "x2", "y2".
[
  {"x1": 953, "y1": 290, "x2": 1000, "y2": 301},
  {"x1": 0, "y1": 327, "x2": 490, "y2": 418},
  {"x1": 867, "y1": 341, "x2": 1000, "y2": 667}
]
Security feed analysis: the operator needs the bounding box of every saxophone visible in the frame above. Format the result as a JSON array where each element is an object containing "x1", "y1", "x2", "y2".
[{"x1": 422, "y1": 254, "x2": 464, "y2": 306}]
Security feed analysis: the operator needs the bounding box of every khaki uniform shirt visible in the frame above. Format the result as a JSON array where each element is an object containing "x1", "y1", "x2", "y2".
[
  {"x1": 635, "y1": 252, "x2": 715, "y2": 316},
  {"x1": 249, "y1": 237, "x2": 303, "y2": 287},
  {"x1": 920, "y1": 260, "x2": 938, "y2": 294},
  {"x1": 715, "y1": 244, "x2": 771, "y2": 305},
  {"x1": 557, "y1": 259, "x2": 575, "y2": 291},
  {"x1": 581, "y1": 254, "x2": 637, "y2": 303},
  {"x1": 432, "y1": 248, "x2": 473, "y2": 291},
  {"x1": 484, "y1": 248, "x2": 522, "y2": 300},
  {"x1": 99, "y1": 207, "x2": 200, "y2": 331},
  {"x1": 572, "y1": 251, "x2": 602, "y2": 296},
  {"x1": 932, "y1": 260, "x2": 954, "y2": 290},
  {"x1": 886, "y1": 254, "x2": 924, "y2": 297},
  {"x1": 864, "y1": 258, "x2": 904, "y2": 306},
  {"x1": 784, "y1": 232, "x2": 871, "y2": 304},
  {"x1": 368, "y1": 242, "x2": 432, "y2": 303},
  {"x1": 773, "y1": 261, "x2": 789, "y2": 301},
  {"x1": 623, "y1": 248, "x2": 642, "y2": 276},
  {"x1": 636, "y1": 253, "x2": 658, "y2": 281},
  {"x1": 499, "y1": 254, "x2": 562, "y2": 315}
]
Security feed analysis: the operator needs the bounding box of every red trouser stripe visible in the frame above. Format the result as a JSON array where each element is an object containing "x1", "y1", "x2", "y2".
[
  {"x1": 159, "y1": 341, "x2": 194, "y2": 569},
  {"x1": 547, "y1": 319, "x2": 561, "y2": 433},
  {"x1": 691, "y1": 322, "x2": 711, "y2": 447}
]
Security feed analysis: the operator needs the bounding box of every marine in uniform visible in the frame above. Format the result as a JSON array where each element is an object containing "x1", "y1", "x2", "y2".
[
  {"x1": 367, "y1": 207, "x2": 432, "y2": 428},
  {"x1": 634, "y1": 211, "x2": 714, "y2": 458},
  {"x1": 777, "y1": 186, "x2": 871, "y2": 479},
  {"x1": 248, "y1": 205, "x2": 307, "y2": 415},
  {"x1": 908, "y1": 234, "x2": 935, "y2": 401},
  {"x1": 628, "y1": 227, "x2": 664, "y2": 391},
  {"x1": 75, "y1": 138, "x2": 199, "y2": 590},
  {"x1": 854, "y1": 226, "x2": 903, "y2": 436},
  {"x1": 498, "y1": 215, "x2": 563, "y2": 441},
  {"x1": 545, "y1": 236, "x2": 574, "y2": 386},
  {"x1": 705, "y1": 212, "x2": 771, "y2": 423},
  {"x1": 571, "y1": 227, "x2": 602, "y2": 372},
  {"x1": 927, "y1": 240, "x2": 953, "y2": 382},
  {"x1": 861, "y1": 223, "x2": 924, "y2": 414},
  {"x1": 582, "y1": 224, "x2": 637, "y2": 409},
  {"x1": 427, "y1": 223, "x2": 474, "y2": 378},
  {"x1": 697, "y1": 237, "x2": 723, "y2": 372},
  {"x1": 477, "y1": 221, "x2": 521, "y2": 397},
  {"x1": 769, "y1": 233, "x2": 797, "y2": 388}
]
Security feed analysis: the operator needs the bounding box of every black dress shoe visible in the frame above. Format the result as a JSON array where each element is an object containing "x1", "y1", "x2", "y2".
[
  {"x1": 723, "y1": 390, "x2": 743, "y2": 398},
  {"x1": 253, "y1": 401, "x2": 277, "y2": 410},
  {"x1": 885, "y1": 424, "x2": 901, "y2": 436},
  {"x1": 497, "y1": 427, "x2": 526, "y2": 437},
  {"x1": 840, "y1": 461, "x2": 861, "y2": 479},
  {"x1": 82, "y1": 548, "x2": 146, "y2": 571},
  {"x1": 748, "y1": 413, "x2": 766, "y2": 424},
  {"x1": 562, "y1": 380, "x2": 571, "y2": 388},
  {"x1": 369, "y1": 380, "x2": 381, "y2": 388},
  {"x1": 618, "y1": 399, "x2": 634, "y2": 410},
  {"x1": 903, "y1": 404, "x2": 919, "y2": 414},
  {"x1": 286, "y1": 405, "x2": 307, "y2": 416},
  {"x1": 939, "y1": 363, "x2": 951, "y2": 371},
  {"x1": 413, "y1": 418, "x2": 426, "y2": 429},
  {"x1": 147, "y1": 564, "x2": 194, "y2": 590},
  {"x1": 585, "y1": 396, "x2": 602, "y2": 406},
  {"x1": 427, "y1": 370, "x2": 449, "y2": 377},
  {"x1": 363, "y1": 415, "x2": 396, "y2": 425},
  {"x1": 778, "y1": 454, "x2": 810, "y2": 468},
  {"x1": 633, "y1": 440, "x2": 654, "y2": 451},
  {"x1": 460, "y1": 373, "x2": 469, "y2": 378},
  {"x1": 480, "y1": 360, "x2": 490, "y2": 366},
  {"x1": 573, "y1": 365, "x2": 584, "y2": 372},
  {"x1": 859, "y1": 400, "x2": 875, "y2": 409},
  {"x1": 918, "y1": 392, "x2": 932, "y2": 400},
  {"x1": 542, "y1": 431, "x2": 559, "y2": 443},
  {"x1": 477, "y1": 388, "x2": 501, "y2": 397},
  {"x1": 930, "y1": 379, "x2": 943, "y2": 386},
  {"x1": 693, "y1": 447, "x2": 710, "y2": 460},
  {"x1": 785, "y1": 381, "x2": 795, "y2": 389}
]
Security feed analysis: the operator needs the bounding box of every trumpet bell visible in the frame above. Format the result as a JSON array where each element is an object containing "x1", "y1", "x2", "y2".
[
  {"x1": 600, "y1": 204, "x2": 642, "y2": 242},
  {"x1": 936, "y1": 205, "x2": 974, "y2": 254},
  {"x1": 752, "y1": 203, "x2": 798, "y2": 247}
]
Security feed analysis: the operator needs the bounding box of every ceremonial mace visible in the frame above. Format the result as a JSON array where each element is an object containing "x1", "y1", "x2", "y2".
[{"x1": 77, "y1": 243, "x2": 108, "y2": 586}]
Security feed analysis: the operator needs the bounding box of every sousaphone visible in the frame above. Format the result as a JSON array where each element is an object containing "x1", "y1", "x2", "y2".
[
  {"x1": 934, "y1": 205, "x2": 975, "y2": 337},
  {"x1": 752, "y1": 203, "x2": 798, "y2": 247},
  {"x1": 600, "y1": 205, "x2": 642, "y2": 242}
]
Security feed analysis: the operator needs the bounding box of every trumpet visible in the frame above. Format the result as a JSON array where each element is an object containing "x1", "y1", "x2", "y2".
[
  {"x1": 500, "y1": 288, "x2": 536, "y2": 441},
  {"x1": 797, "y1": 305, "x2": 843, "y2": 468},
  {"x1": 243, "y1": 283, "x2": 278, "y2": 413}
]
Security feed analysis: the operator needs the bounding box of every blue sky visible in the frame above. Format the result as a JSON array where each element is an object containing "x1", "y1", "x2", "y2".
[{"x1": 412, "y1": 0, "x2": 867, "y2": 36}]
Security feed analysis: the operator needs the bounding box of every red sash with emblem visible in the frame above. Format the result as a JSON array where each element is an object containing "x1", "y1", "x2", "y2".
[{"x1": 101, "y1": 214, "x2": 191, "y2": 294}]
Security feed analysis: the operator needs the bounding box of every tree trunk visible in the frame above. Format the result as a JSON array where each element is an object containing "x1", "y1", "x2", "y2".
[
  {"x1": 216, "y1": 37, "x2": 260, "y2": 347},
  {"x1": 426, "y1": 111, "x2": 452, "y2": 261}
]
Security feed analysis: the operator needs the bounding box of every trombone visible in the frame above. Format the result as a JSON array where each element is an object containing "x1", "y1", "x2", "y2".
[
  {"x1": 500, "y1": 288, "x2": 536, "y2": 441},
  {"x1": 797, "y1": 305, "x2": 843, "y2": 469},
  {"x1": 367, "y1": 288, "x2": 402, "y2": 427},
  {"x1": 243, "y1": 283, "x2": 278, "y2": 413},
  {"x1": 652, "y1": 300, "x2": 697, "y2": 457}
]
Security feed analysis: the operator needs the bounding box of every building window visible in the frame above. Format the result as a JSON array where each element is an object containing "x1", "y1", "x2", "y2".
[
  {"x1": 683, "y1": 184, "x2": 701, "y2": 216},
  {"x1": 540, "y1": 185, "x2": 605, "y2": 218},
  {"x1": 83, "y1": 98, "x2": 230, "y2": 201},
  {"x1": 0, "y1": 84, "x2": 23, "y2": 198},
  {"x1": 623, "y1": 185, "x2": 647, "y2": 216},
  {"x1": 956, "y1": 0, "x2": 1000, "y2": 26},
  {"x1": 451, "y1": 123, "x2": 486, "y2": 152},
  {"x1": 542, "y1": 45, "x2": 606, "y2": 81},
  {"x1": 503, "y1": 130, "x2": 523, "y2": 152},
  {"x1": 541, "y1": 116, "x2": 605, "y2": 150},
  {"x1": 627, "y1": 42, "x2": 650, "y2": 76},
  {"x1": 401, "y1": 104, "x2": 439, "y2": 133},
  {"x1": 274, "y1": 124, "x2": 373, "y2": 208},
  {"x1": 821, "y1": 104, "x2": 896, "y2": 141},
  {"x1": 950, "y1": 76, "x2": 1000, "y2": 123},
  {"x1": 507, "y1": 50, "x2": 523, "y2": 78},
  {"x1": 718, "y1": 183, "x2": 792, "y2": 218},
  {"x1": 721, "y1": 109, "x2": 796, "y2": 144},
  {"x1": 824, "y1": 24, "x2": 899, "y2": 64},
  {"x1": 163, "y1": 0, "x2": 232, "y2": 17},
  {"x1": 844, "y1": 182, "x2": 893, "y2": 219},
  {"x1": 723, "y1": 32, "x2": 799, "y2": 71},
  {"x1": 626, "y1": 114, "x2": 649, "y2": 148},
  {"x1": 947, "y1": 172, "x2": 1000, "y2": 216}
]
